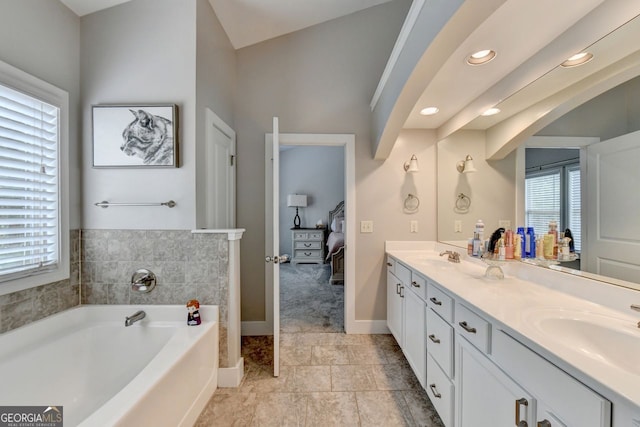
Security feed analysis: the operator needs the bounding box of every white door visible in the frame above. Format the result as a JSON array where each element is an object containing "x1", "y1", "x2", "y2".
[
  {"x1": 205, "y1": 109, "x2": 235, "y2": 228},
  {"x1": 585, "y1": 132, "x2": 640, "y2": 283},
  {"x1": 265, "y1": 117, "x2": 281, "y2": 377}
]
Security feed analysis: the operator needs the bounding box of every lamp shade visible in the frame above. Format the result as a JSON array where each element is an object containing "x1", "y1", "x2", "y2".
[
  {"x1": 463, "y1": 155, "x2": 477, "y2": 173},
  {"x1": 287, "y1": 194, "x2": 307, "y2": 207}
]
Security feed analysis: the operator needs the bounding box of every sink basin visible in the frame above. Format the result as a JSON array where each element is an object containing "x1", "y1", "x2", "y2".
[{"x1": 525, "y1": 309, "x2": 640, "y2": 376}]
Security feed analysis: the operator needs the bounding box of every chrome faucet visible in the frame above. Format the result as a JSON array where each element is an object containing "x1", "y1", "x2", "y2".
[
  {"x1": 631, "y1": 304, "x2": 640, "y2": 328},
  {"x1": 439, "y1": 250, "x2": 461, "y2": 263},
  {"x1": 125, "y1": 310, "x2": 146, "y2": 327}
]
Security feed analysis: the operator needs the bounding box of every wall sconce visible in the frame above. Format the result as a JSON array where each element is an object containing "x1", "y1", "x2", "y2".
[
  {"x1": 404, "y1": 155, "x2": 419, "y2": 172},
  {"x1": 287, "y1": 194, "x2": 308, "y2": 229},
  {"x1": 456, "y1": 155, "x2": 477, "y2": 173}
]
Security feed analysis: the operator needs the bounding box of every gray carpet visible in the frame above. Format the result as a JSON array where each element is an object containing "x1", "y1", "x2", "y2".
[{"x1": 279, "y1": 263, "x2": 344, "y2": 333}]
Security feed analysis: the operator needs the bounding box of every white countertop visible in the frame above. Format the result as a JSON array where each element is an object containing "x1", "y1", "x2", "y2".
[{"x1": 386, "y1": 242, "x2": 640, "y2": 411}]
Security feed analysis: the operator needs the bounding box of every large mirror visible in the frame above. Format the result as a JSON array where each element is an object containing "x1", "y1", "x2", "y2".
[{"x1": 437, "y1": 13, "x2": 640, "y2": 290}]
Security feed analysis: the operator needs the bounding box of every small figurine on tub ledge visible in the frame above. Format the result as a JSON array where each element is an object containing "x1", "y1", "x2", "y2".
[{"x1": 186, "y1": 299, "x2": 201, "y2": 326}]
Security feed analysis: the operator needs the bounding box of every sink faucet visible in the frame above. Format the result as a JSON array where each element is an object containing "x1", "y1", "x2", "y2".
[
  {"x1": 125, "y1": 310, "x2": 146, "y2": 327},
  {"x1": 632, "y1": 304, "x2": 640, "y2": 328},
  {"x1": 439, "y1": 250, "x2": 460, "y2": 263}
]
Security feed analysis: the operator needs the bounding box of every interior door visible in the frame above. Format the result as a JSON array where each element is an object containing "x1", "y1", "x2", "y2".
[
  {"x1": 585, "y1": 132, "x2": 640, "y2": 283},
  {"x1": 266, "y1": 116, "x2": 281, "y2": 377},
  {"x1": 205, "y1": 109, "x2": 235, "y2": 228}
]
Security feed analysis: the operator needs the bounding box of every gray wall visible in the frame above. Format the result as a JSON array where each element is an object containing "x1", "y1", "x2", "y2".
[
  {"x1": 235, "y1": 0, "x2": 440, "y2": 322},
  {"x1": 279, "y1": 146, "x2": 345, "y2": 255}
]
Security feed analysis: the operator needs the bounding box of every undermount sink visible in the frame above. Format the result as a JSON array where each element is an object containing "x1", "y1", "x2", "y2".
[{"x1": 525, "y1": 309, "x2": 640, "y2": 376}]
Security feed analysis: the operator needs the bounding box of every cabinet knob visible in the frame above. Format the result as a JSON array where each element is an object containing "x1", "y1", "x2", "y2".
[
  {"x1": 458, "y1": 321, "x2": 477, "y2": 334},
  {"x1": 428, "y1": 334, "x2": 440, "y2": 344},
  {"x1": 400, "y1": 286, "x2": 404, "y2": 298},
  {"x1": 386, "y1": 262, "x2": 393, "y2": 267},
  {"x1": 429, "y1": 297, "x2": 442, "y2": 306},
  {"x1": 396, "y1": 283, "x2": 401, "y2": 294},
  {"x1": 537, "y1": 421, "x2": 552, "y2": 427},
  {"x1": 411, "y1": 281, "x2": 420, "y2": 288}
]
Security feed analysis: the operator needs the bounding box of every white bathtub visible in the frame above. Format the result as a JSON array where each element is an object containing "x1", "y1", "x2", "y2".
[{"x1": 0, "y1": 305, "x2": 218, "y2": 427}]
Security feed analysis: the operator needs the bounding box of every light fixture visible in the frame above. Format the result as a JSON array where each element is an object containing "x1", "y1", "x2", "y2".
[
  {"x1": 561, "y1": 52, "x2": 593, "y2": 68},
  {"x1": 482, "y1": 107, "x2": 501, "y2": 116},
  {"x1": 420, "y1": 106, "x2": 439, "y2": 116},
  {"x1": 404, "y1": 154, "x2": 419, "y2": 172},
  {"x1": 287, "y1": 194, "x2": 308, "y2": 229},
  {"x1": 467, "y1": 49, "x2": 496, "y2": 66},
  {"x1": 457, "y1": 155, "x2": 477, "y2": 173}
]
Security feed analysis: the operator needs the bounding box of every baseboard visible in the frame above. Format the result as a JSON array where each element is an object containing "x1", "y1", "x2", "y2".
[
  {"x1": 241, "y1": 320, "x2": 272, "y2": 336},
  {"x1": 217, "y1": 357, "x2": 244, "y2": 388},
  {"x1": 347, "y1": 319, "x2": 390, "y2": 334}
]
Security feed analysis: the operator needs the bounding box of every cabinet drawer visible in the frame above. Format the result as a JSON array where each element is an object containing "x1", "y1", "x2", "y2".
[
  {"x1": 307, "y1": 231, "x2": 323, "y2": 240},
  {"x1": 426, "y1": 353, "x2": 454, "y2": 427},
  {"x1": 455, "y1": 303, "x2": 491, "y2": 354},
  {"x1": 409, "y1": 271, "x2": 427, "y2": 300},
  {"x1": 493, "y1": 330, "x2": 611, "y2": 427},
  {"x1": 293, "y1": 231, "x2": 310, "y2": 240},
  {"x1": 426, "y1": 307, "x2": 454, "y2": 378},
  {"x1": 294, "y1": 249, "x2": 322, "y2": 259},
  {"x1": 294, "y1": 241, "x2": 322, "y2": 249},
  {"x1": 386, "y1": 256, "x2": 396, "y2": 274},
  {"x1": 427, "y1": 282, "x2": 454, "y2": 322},
  {"x1": 394, "y1": 261, "x2": 411, "y2": 285}
]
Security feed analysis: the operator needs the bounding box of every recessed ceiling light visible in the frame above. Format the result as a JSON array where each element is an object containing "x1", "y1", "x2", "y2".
[
  {"x1": 481, "y1": 107, "x2": 501, "y2": 116},
  {"x1": 467, "y1": 49, "x2": 496, "y2": 65},
  {"x1": 561, "y1": 52, "x2": 593, "y2": 68},
  {"x1": 420, "y1": 107, "x2": 439, "y2": 116}
]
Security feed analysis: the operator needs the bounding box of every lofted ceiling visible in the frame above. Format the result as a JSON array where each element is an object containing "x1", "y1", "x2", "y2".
[{"x1": 59, "y1": 0, "x2": 393, "y2": 49}]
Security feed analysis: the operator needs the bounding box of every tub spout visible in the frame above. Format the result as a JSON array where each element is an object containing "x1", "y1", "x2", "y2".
[{"x1": 125, "y1": 310, "x2": 146, "y2": 327}]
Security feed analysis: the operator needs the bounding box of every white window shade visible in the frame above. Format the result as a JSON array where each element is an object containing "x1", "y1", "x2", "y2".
[
  {"x1": 525, "y1": 171, "x2": 560, "y2": 236},
  {"x1": 0, "y1": 83, "x2": 60, "y2": 282}
]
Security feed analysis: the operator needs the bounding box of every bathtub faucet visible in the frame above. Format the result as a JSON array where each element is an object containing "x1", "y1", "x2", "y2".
[{"x1": 125, "y1": 310, "x2": 146, "y2": 327}]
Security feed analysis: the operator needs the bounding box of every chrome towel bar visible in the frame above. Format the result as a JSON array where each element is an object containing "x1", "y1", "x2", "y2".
[{"x1": 95, "y1": 200, "x2": 176, "y2": 208}]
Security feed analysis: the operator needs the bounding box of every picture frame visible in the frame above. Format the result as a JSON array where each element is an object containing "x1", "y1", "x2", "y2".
[{"x1": 92, "y1": 104, "x2": 179, "y2": 168}]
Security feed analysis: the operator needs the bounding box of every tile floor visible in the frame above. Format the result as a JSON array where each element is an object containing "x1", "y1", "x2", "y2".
[{"x1": 195, "y1": 264, "x2": 445, "y2": 426}]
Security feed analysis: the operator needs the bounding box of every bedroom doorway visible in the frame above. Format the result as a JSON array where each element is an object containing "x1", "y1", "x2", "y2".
[{"x1": 265, "y1": 129, "x2": 355, "y2": 377}]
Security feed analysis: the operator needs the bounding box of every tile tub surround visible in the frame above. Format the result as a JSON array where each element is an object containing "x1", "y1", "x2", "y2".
[
  {"x1": 195, "y1": 334, "x2": 446, "y2": 426},
  {"x1": 81, "y1": 229, "x2": 238, "y2": 369},
  {"x1": 0, "y1": 230, "x2": 80, "y2": 333}
]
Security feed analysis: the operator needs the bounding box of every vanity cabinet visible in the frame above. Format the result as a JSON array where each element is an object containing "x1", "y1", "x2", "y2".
[
  {"x1": 386, "y1": 268, "x2": 404, "y2": 347},
  {"x1": 403, "y1": 274, "x2": 426, "y2": 388}
]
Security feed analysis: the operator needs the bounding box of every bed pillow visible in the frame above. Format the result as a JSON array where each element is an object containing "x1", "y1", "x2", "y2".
[{"x1": 331, "y1": 215, "x2": 344, "y2": 233}]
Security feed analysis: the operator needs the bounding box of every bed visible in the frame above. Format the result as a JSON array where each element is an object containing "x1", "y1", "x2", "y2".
[{"x1": 326, "y1": 201, "x2": 345, "y2": 284}]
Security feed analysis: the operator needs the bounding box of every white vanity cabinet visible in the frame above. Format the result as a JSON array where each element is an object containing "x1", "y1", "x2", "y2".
[
  {"x1": 386, "y1": 259, "x2": 404, "y2": 347},
  {"x1": 403, "y1": 271, "x2": 427, "y2": 388}
]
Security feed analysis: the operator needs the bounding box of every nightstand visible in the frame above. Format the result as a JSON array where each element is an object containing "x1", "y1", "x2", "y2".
[{"x1": 291, "y1": 228, "x2": 325, "y2": 265}]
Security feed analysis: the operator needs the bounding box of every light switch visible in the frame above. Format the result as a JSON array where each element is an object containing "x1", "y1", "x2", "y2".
[
  {"x1": 410, "y1": 220, "x2": 418, "y2": 233},
  {"x1": 360, "y1": 220, "x2": 373, "y2": 233},
  {"x1": 454, "y1": 220, "x2": 462, "y2": 233}
]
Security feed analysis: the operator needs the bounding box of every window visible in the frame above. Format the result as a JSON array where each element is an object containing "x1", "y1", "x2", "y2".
[
  {"x1": 0, "y1": 60, "x2": 68, "y2": 294},
  {"x1": 525, "y1": 164, "x2": 581, "y2": 252}
]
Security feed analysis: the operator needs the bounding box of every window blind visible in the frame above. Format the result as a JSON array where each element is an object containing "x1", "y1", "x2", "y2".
[
  {"x1": 0, "y1": 83, "x2": 60, "y2": 281},
  {"x1": 525, "y1": 171, "x2": 560, "y2": 237}
]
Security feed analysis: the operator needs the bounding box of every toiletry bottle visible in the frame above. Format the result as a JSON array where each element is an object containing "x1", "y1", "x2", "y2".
[
  {"x1": 548, "y1": 220, "x2": 559, "y2": 259},
  {"x1": 472, "y1": 232, "x2": 480, "y2": 256},
  {"x1": 498, "y1": 233, "x2": 506, "y2": 261},
  {"x1": 560, "y1": 236, "x2": 571, "y2": 260},
  {"x1": 467, "y1": 238, "x2": 473, "y2": 256},
  {"x1": 543, "y1": 234, "x2": 555, "y2": 259},
  {"x1": 536, "y1": 235, "x2": 544, "y2": 259},
  {"x1": 475, "y1": 219, "x2": 485, "y2": 242},
  {"x1": 514, "y1": 233, "x2": 522, "y2": 260},
  {"x1": 526, "y1": 227, "x2": 535, "y2": 258},
  {"x1": 516, "y1": 227, "x2": 526, "y2": 258},
  {"x1": 505, "y1": 229, "x2": 514, "y2": 260}
]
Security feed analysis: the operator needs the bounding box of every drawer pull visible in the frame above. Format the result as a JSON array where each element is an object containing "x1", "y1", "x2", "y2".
[
  {"x1": 304, "y1": 252, "x2": 312, "y2": 256},
  {"x1": 411, "y1": 280, "x2": 420, "y2": 288},
  {"x1": 396, "y1": 283, "x2": 401, "y2": 294},
  {"x1": 537, "y1": 421, "x2": 551, "y2": 427},
  {"x1": 430, "y1": 297, "x2": 442, "y2": 306},
  {"x1": 304, "y1": 243, "x2": 312, "y2": 247},
  {"x1": 400, "y1": 286, "x2": 404, "y2": 298},
  {"x1": 458, "y1": 321, "x2": 477, "y2": 334},
  {"x1": 515, "y1": 398, "x2": 529, "y2": 427},
  {"x1": 386, "y1": 262, "x2": 393, "y2": 267},
  {"x1": 429, "y1": 384, "x2": 441, "y2": 399},
  {"x1": 428, "y1": 334, "x2": 440, "y2": 344}
]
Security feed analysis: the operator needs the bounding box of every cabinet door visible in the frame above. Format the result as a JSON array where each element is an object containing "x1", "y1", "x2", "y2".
[
  {"x1": 457, "y1": 338, "x2": 534, "y2": 427},
  {"x1": 403, "y1": 286, "x2": 426, "y2": 388},
  {"x1": 386, "y1": 270, "x2": 403, "y2": 347}
]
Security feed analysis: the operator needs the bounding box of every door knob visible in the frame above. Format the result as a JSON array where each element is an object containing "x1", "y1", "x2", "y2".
[{"x1": 265, "y1": 255, "x2": 279, "y2": 264}]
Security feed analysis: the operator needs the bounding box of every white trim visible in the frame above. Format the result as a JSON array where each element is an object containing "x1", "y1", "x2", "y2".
[
  {"x1": 191, "y1": 228, "x2": 245, "y2": 240},
  {"x1": 349, "y1": 320, "x2": 390, "y2": 335},
  {"x1": 241, "y1": 320, "x2": 272, "y2": 336},
  {"x1": 264, "y1": 133, "x2": 357, "y2": 334},
  {"x1": 370, "y1": 0, "x2": 426, "y2": 111},
  {"x1": 205, "y1": 109, "x2": 236, "y2": 229},
  {"x1": 217, "y1": 357, "x2": 244, "y2": 388}
]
